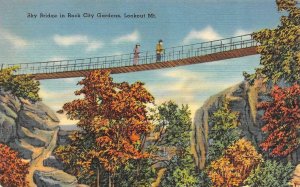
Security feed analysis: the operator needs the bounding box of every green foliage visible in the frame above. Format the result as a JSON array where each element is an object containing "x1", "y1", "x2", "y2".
[
  {"x1": 154, "y1": 101, "x2": 192, "y2": 149},
  {"x1": 171, "y1": 168, "x2": 198, "y2": 187},
  {"x1": 0, "y1": 66, "x2": 40, "y2": 102},
  {"x1": 197, "y1": 169, "x2": 212, "y2": 187},
  {"x1": 110, "y1": 101, "x2": 199, "y2": 186},
  {"x1": 114, "y1": 159, "x2": 156, "y2": 187},
  {"x1": 161, "y1": 153, "x2": 199, "y2": 187},
  {"x1": 244, "y1": 0, "x2": 300, "y2": 85},
  {"x1": 207, "y1": 99, "x2": 240, "y2": 163},
  {"x1": 244, "y1": 160, "x2": 295, "y2": 187},
  {"x1": 153, "y1": 101, "x2": 199, "y2": 187}
]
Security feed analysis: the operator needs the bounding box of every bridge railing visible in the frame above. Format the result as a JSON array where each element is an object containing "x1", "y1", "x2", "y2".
[{"x1": 2, "y1": 34, "x2": 256, "y2": 75}]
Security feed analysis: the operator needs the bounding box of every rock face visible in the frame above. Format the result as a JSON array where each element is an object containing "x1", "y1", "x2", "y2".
[
  {"x1": 192, "y1": 81, "x2": 300, "y2": 169},
  {"x1": 33, "y1": 170, "x2": 78, "y2": 187},
  {"x1": 0, "y1": 90, "x2": 84, "y2": 187}
]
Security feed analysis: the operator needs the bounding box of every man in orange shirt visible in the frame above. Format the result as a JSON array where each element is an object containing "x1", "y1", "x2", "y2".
[{"x1": 156, "y1": 39, "x2": 164, "y2": 62}]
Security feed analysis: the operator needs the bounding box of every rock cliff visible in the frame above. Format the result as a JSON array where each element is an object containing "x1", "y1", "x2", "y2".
[
  {"x1": 191, "y1": 80, "x2": 300, "y2": 169},
  {"x1": 0, "y1": 90, "x2": 85, "y2": 187}
]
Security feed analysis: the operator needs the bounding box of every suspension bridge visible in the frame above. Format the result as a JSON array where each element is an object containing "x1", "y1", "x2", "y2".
[{"x1": 1, "y1": 34, "x2": 258, "y2": 80}]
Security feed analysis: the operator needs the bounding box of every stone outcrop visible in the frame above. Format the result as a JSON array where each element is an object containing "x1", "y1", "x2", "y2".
[
  {"x1": 0, "y1": 90, "x2": 85, "y2": 187},
  {"x1": 192, "y1": 80, "x2": 299, "y2": 169},
  {"x1": 43, "y1": 156, "x2": 65, "y2": 170},
  {"x1": 33, "y1": 170, "x2": 78, "y2": 187}
]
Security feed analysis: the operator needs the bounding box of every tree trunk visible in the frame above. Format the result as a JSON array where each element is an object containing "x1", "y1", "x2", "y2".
[
  {"x1": 136, "y1": 160, "x2": 141, "y2": 182},
  {"x1": 108, "y1": 172, "x2": 112, "y2": 187},
  {"x1": 96, "y1": 165, "x2": 101, "y2": 187},
  {"x1": 108, "y1": 172, "x2": 115, "y2": 187}
]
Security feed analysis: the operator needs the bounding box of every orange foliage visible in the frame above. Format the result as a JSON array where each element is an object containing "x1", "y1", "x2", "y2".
[
  {"x1": 258, "y1": 84, "x2": 300, "y2": 157},
  {"x1": 0, "y1": 143, "x2": 29, "y2": 187},
  {"x1": 208, "y1": 139, "x2": 262, "y2": 187},
  {"x1": 62, "y1": 70, "x2": 154, "y2": 173}
]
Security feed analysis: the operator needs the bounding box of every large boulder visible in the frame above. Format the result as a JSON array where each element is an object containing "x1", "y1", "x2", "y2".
[
  {"x1": 43, "y1": 156, "x2": 65, "y2": 170},
  {"x1": 19, "y1": 99, "x2": 59, "y2": 131},
  {"x1": 33, "y1": 170, "x2": 79, "y2": 187}
]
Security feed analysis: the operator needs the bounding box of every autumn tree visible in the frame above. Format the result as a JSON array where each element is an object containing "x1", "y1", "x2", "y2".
[
  {"x1": 0, "y1": 66, "x2": 40, "y2": 102},
  {"x1": 207, "y1": 99, "x2": 240, "y2": 164},
  {"x1": 258, "y1": 84, "x2": 300, "y2": 157},
  {"x1": 0, "y1": 143, "x2": 29, "y2": 187},
  {"x1": 55, "y1": 70, "x2": 154, "y2": 187},
  {"x1": 244, "y1": 0, "x2": 300, "y2": 85},
  {"x1": 208, "y1": 139, "x2": 262, "y2": 187}
]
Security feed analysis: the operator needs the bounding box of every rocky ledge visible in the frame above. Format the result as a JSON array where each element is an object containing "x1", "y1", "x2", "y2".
[{"x1": 0, "y1": 90, "x2": 85, "y2": 187}]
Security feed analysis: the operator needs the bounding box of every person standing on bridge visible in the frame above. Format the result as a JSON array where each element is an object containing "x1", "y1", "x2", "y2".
[
  {"x1": 133, "y1": 43, "x2": 140, "y2": 65},
  {"x1": 156, "y1": 39, "x2": 164, "y2": 62}
]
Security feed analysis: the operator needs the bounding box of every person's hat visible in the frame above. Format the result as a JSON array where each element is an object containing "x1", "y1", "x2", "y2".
[
  {"x1": 136, "y1": 43, "x2": 140, "y2": 46},
  {"x1": 159, "y1": 39, "x2": 163, "y2": 42}
]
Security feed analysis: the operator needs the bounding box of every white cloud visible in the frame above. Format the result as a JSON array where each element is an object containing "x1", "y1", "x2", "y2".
[
  {"x1": 183, "y1": 26, "x2": 222, "y2": 44},
  {"x1": 146, "y1": 69, "x2": 233, "y2": 117},
  {"x1": 86, "y1": 42, "x2": 102, "y2": 52},
  {"x1": 112, "y1": 30, "x2": 140, "y2": 44},
  {"x1": 234, "y1": 29, "x2": 252, "y2": 36},
  {"x1": 53, "y1": 34, "x2": 103, "y2": 52},
  {"x1": 48, "y1": 56, "x2": 66, "y2": 61},
  {"x1": 0, "y1": 28, "x2": 29, "y2": 48},
  {"x1": 150, "y1": 69, "x2": 230, "y2": 98},
  {"x1": 111, "y1": 51, "x2": 124, "y2": 56},
  {"x1": 53, "y1": 35, "x2": 88, "y2": 46}
]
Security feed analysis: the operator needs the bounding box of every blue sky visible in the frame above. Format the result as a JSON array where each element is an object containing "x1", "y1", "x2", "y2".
[{"x1": 0, "y1": 0, "x2": 281, "y2": 125}]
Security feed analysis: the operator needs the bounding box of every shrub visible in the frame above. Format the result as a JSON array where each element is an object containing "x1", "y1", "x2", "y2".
[
  {"x1": 0, "y1": 144, "x2": 29, "y2": 187},
  {"x1": 244, "y1": 160, "x2": 295, "y2": 187}
]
